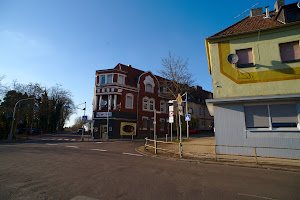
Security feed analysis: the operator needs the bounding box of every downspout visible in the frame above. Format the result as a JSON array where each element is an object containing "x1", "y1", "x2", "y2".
[{"x1": 136, "y1": 81, "x2": 140, "y2": 137}]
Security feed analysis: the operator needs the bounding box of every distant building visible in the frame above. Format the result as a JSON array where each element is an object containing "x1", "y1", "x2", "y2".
[
  {"x1": 205, "y1": 0, "x2": 300, "y2": 158},
  {"x1": 92, "y1": 63, "x2": 213, "y2": 139}
]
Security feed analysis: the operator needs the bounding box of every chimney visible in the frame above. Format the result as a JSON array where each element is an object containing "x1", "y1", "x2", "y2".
[
  {"x1": 274, "y1": 0, "x2": 285, "y2": 12},
  {"x1": 195, "y1": 85, "x2": 202, "y2": 92},
  {"x1": 264, "y1": 6, "x2": 270, "y2": 18},
  {"x1": 250, "y1": 7, "x2": 263, "y2": 17},
  {"x1": 128, "y1": 65, "x2": 131, "y2": 68}
]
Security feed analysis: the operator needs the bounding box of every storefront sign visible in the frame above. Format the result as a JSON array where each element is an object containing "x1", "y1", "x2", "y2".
[
  {"x1": 96, "y1": 112, "x2": 112, "y2": 118},
  {"x1": 120, "y1": 122, "x2": 136, "y2": 135}
]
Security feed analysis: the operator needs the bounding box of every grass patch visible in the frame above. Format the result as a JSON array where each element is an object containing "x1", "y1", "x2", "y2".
[{"x1": 173, "y1": 139, "x2": 189, "y2": 143}]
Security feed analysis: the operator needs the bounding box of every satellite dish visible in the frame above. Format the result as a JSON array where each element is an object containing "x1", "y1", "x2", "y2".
[
  {"x1": 297, "y1": 2, "x2": 300, "y2": 8},
  {"x1": 227, "y1": 54, "x2": 239, "y2": 64},
  {"x1": 100, "y1": 100, "x2": 107, "y2": 106}
]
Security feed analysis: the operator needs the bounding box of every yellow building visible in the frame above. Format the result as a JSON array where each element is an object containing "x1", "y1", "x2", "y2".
[{"x1": 205, "y1": 1, "x2": 300, "y2": 159}]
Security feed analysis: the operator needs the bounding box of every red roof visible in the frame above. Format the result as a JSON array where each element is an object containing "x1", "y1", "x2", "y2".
[{"x1": 209, "y1": 11, "x2": 283, "y2": 38}]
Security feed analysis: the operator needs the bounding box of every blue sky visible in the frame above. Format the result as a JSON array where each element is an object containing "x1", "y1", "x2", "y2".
[{"x1": 0, "y1": 0, "x2": 296, "y2": 126}]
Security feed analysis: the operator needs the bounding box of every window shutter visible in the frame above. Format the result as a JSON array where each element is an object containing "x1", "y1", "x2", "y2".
[
  {"x1": 244, "y1": 105, "x2": 269, "y2": 128},
  {"x1": 279, "y1": 41, "x2": 300, "y2": 62},
  {"x1": 270, "y1": 104, "x2": 297, "y2": 123}
]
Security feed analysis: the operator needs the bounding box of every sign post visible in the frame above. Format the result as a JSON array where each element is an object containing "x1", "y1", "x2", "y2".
[
  {"x1": 168, "y1": 106, "x2": 174, "y2": 142},
  {"x1": 177, "y1": 94, "x2": 183, "y2": 158}
]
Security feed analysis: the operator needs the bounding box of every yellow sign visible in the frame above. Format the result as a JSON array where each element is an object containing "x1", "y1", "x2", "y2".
[
  {"x1": 177, "y1": 94, "x2": 182, "y2": 104},
  {"x1": 120, "y1": 122, "x2": 136, "y2": 135}
]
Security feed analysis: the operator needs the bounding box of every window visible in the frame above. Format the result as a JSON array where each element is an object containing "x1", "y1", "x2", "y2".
[
  {"x1": 145, "y1": 84, "x2": 154, "y2": 93},
  {"x1": 279, "y1": 41, "x2": 300, "y2": 63},
  {"x1": 202, "y1": 121, "x2": 206, "y2": 127},
  {"x1": 199, "y1": 108, "x2": 202, "y2": 115},
  {"x1": 142, "y1": 117, "x2": 148, "y2": 130},
  {"x1": 189, "y1": 108, "x2": 193, "y2": 114},
  {"x1": 160, "y1": 119, "x2": 165, "y2": 130},
  {"x1": 107, "y1": 74, "x2": 113, "y2": 84},
  {"x1": 150, "y1": 118, "x2": 154, "y2": 130},
  {"x1": 236, "y1": 48, "x2": 254, "y2": 67},
  {"x1": 143, "y1": 97, "x2": 149, "y2": 110},
  {"x1": 244, "y1": 104, "x2": 298, "y2": 129},
  {"x1": 149, "y1": 99, "x2": 155, "y2": 111},
  {"x1": 160, "y1": 101, "x2": 166, "y2": 113},
  {"x1": 101, "y1": 75, "x2": 105, "y2": 84},
  {"x1": 118, "y1": 75, "x2": 125, "y2": 85},
  {"x1": 125, "y1": 94, "x2": 133, "y2": 109}
]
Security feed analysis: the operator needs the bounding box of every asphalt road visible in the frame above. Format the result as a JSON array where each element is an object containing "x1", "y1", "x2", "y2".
[{"x1": 0, "y1": 132, "x2": 300, "y2": 200}]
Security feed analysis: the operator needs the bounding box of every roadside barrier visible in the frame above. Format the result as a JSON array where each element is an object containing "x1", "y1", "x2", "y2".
[{"x1": 144, "y1": 137, "x2": 300, "y2": 164}]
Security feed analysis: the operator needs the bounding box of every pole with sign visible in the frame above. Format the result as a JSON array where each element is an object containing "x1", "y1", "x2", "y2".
[
  {"x1": 169, "y1": 105, "x2": 174, "y2": 141},
  {"x1": 177, "y1": 94, "x2": 183, "y2": 158}
]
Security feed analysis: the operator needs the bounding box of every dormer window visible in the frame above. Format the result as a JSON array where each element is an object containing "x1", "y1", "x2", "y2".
[
  {"x1": 118, "y1": 74, "x2": 125, "y2": 85},
  {"x1": 145, "y1": 84, "x2": 154, "y2": 93}
]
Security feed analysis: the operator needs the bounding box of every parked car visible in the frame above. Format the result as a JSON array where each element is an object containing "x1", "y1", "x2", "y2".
[{"x1": 189, "y1": 127, "x2": 201, "y2": 134}]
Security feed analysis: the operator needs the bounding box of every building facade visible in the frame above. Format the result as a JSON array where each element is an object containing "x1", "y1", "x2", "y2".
[
  {"x1": 92, "y1": 63, "x2": 213, "y2": 139},
  {"x1": 205, "y1": 1, "x2": 300, "y2": 158}
]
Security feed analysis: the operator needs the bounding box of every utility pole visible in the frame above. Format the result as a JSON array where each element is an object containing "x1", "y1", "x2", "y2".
[{"x1": 106, "y1": 98, "x2": 110, "y2": 140}]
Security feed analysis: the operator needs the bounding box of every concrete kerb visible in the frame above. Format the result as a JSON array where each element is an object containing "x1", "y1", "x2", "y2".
[{"x1": 138, "y1": 144, "x2": 300, "y2": 172}]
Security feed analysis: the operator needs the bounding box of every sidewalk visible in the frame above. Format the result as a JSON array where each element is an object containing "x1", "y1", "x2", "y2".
[{"x1": 140, "y1": 136, "x2": 300, "y2": 171}]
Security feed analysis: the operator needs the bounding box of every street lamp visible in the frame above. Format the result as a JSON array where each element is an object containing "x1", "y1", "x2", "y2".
[{"x1": 9, "y1": 97, "x2": 35, "y2": 141}]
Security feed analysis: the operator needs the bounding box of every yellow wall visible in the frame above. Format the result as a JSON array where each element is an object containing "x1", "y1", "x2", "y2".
[{"x1": 208, "y1": 28, "x2": 300, "y2": 99}]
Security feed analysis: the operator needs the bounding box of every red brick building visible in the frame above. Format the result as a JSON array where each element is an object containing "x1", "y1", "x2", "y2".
[
  {"x1": 92, "y1": 63, "x2": 213, "y2": 139},
  {"x1": 92, "y1": 63, "x2": 169, "y2": 139}
]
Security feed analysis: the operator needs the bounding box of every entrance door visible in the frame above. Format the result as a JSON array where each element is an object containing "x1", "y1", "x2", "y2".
[{"x1": 101, "y1": 124, "x2": 108, "y2": 139}]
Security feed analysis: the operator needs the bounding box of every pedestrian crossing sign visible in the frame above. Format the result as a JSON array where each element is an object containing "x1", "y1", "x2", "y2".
[{"x1": 185, "y1": 114, "x2": 191, "y2": 121}]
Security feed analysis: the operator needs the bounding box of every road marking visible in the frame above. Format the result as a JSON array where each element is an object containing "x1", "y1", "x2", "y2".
[
  {"x1": 96, "y1": 142, "x2": 103, "y2": 144},
  {"x1": 90, "y1": 149, "x2": 107, "y2": 152},
  {"x1": 46, "y1": 143, "x2": 58, "y2": 146},
  {"x1": 122, "y1": 152, "x2": 143, "y2": 157},
  {"x1": 57, "y1": 139, "x2": 62, "y2": 141},
  {"x1": 237, "y1": 193, "x2": 277, "y2": 200},
  {"x1": 41, "y1": 139, "x2": 48, "y2": 140},
  {"x1": 71, "y1": 139, "x2": 76, "y2": 141},
  {"x1": 66, "y1": 146, "x2": 79, "y2": 148},
  {"x1": 64, "y1": 139, "x2": 69, "y2": 141}
]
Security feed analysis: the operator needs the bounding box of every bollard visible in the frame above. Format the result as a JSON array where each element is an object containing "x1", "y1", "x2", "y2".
[
  {"x1": 179, "y1": 143, "x2": 182, "y2": 158},
  {"x1": 254, "y1": 146, "x2": 258, "y2": 164},
  {"x1": 214, "y1": 145, "x2": 217, "y2": 161},
  {"x1": 145, "y1": 137, "x2": 148, "y2": 150},
  {"x1": 154, "y1": 140, "x2": 157, "y2": 154},
  {"x1": 166, "y1": 134, "x2": 168, "y2": 142}
]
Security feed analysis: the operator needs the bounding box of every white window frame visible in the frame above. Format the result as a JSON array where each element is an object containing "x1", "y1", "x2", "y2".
[
  {"x1": 145, "y1": 83, "x2": 154, "y2": 93},
  {"x1": 99, "y1": 73, "x2": 114, "y2": 85},
  {"x1": 244, "y1": 102, "x2": 300, "y2": 131},
  {"x1": 118, "y1": 74, "x2": 125, "y2": 85},
  {"x1": 125, "y1": 93, "x2": 134, "y2": 109},
  {"x1": 142, "y1": 117, "x2": 148, "y2": 130},
  {"x1": 143, "y1": 97, "x2": 149, "y2": 111},
  {"x1": 160, "y1": 100, "x2": 166, "y2": 113},
  {"x1": 149, "y1": 99, "x2": 155, "y2": 111}
]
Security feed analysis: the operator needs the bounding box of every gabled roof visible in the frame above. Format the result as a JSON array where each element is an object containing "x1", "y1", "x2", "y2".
[{"x1": 209, "y1": 11, "x2": 283, "y2": 39}]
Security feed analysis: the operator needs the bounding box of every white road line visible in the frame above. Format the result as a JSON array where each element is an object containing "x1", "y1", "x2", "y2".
[
  {"x1": 46, "y1": 143, "x2": 58, "y2": 146},
  {"x1": 57, "y1": 139, "x2": 62, "y2": 141},
  {"x1": 90, "y1": 149, "x2": 107, "y2": 152},
  {"x1": 122, "y1": 152, "x2": 143, "y2": 157},
  {"x1": 65, "y1": 146, "x2": 79, "y2": 148},
  {"x1": 71, "y1": 139, "x2": 76, "y2": 141},
  {"x1": 237, "y1": 193, "x2": 277, "y2": 200},
  {"x1": 96, "y1": 142, "x2": 103, "y2": 144},
  {"x1": 64, "y1": 139, "x2": 69, "y2": 141}
]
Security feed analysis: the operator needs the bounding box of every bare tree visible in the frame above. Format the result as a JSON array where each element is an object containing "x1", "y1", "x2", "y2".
[{"x1": 158, "y1": 51, "x2": 194, "y2": 139}]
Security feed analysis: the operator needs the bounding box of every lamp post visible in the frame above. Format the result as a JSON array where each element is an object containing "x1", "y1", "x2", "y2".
[{"x1": 9, "y1": 97, "x2": 35, "y2": 141}]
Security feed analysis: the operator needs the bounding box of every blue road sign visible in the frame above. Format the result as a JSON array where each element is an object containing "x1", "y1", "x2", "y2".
[
  {"x1": 166, "y1": 118, "x2": 169, "y2": 123},
  {"x1": 185, "y1": 114, "x2": 191, "y2": 121},
  {"x1": 82, "y1": 116, "x2": 87, "y2": 121}
]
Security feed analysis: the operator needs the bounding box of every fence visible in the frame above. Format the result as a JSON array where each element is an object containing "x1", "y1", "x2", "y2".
[{"x1": 144, "y1": 137, "x2": 300, "y2": 165}]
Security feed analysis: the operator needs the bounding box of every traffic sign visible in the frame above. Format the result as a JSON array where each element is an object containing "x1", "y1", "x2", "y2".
[
  {"x1": 177, "y1": 94, "x2": 182, "y2": 104},
  {"x1": 185, "y1": 114, "x2": 191, "y2": 121},
  {"x1": 166, "y1": 118, "x2": 169, "y2": 123},
  {"x1": 82, "y1": 116, "x2": 87, "y2": 121},
  {"x1": 169, "y1": 111, "x2": 174, "y2": 117},
  {"x1": 178, "y1": 105, "x2": 183, "y2": 116},
  {"x1": 169, "y1": 116, "x2": 174, "y2": 123}
]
